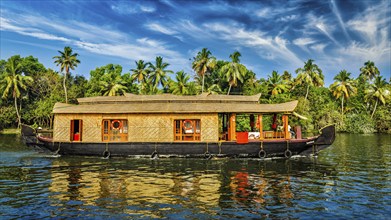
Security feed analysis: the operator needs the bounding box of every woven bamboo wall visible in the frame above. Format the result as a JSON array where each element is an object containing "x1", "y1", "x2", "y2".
[
  {"x1": 53, "y1": 113, "x2": 103, "y2": 142},
  {"x1": 53, "y1": 113, "x2": 218, "y2": 142}
]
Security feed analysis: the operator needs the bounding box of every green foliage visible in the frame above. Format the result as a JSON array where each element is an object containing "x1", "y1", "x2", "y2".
[
  {"x1": 0, "y1": 53, "x2": 388, "y2": 135},
  {"x1": 373, "y1": 104, "x2": 391, "y2": 133},
  {"x1": 0, "y1": 106, "x2": 16, "y2": 130},
  {"x1": 344, "y1": 113, "x2": 375, "y2": 133},
  {"x1": 236, "y1": 115, "x2": 250, "y2": 132}
]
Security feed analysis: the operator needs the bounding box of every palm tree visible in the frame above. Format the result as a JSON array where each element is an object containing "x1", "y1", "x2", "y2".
[
  {"x1": 220, "y1": 51, "x2": 247, "y2": 95},
  {"x1": 330, "y1": 70, "x2": 357, "y2": 118},
  {"x1": 360, "y1": 60, "x2": 379, "y2": 81},
  {"x1": 170, "y1": 71, "x2": 192, "y2": 95},
  {"x1": 282, "y1": 70, "x2": 292, "y2": 81},
  {"x1": 295, "y1": 59, "x2": 324, "y2": 100},
  {"x1": 148, "y1": 56, "x2": 173, "y2": 90},
  {"x1": 1, "y1": 56, "x2": 33, "y2": 128},
  {"x1": 266, "y1": 70, "x2": 290, "y2": 96},
  {"x1": 365, "y1": 76, "x2": 390, "y2": 118},
  {"x1": 130, "y1": 60, "x2": 149, "y2": 93},
  {"x1": 192, "y1": 48, "x2": 216, "y2": 93},
  {"x1": 53, "y1": 46, "x2": 80, "y2": 103},
  {"x1": 99, "y1": 73, "x2": 128, "y2": 96}
]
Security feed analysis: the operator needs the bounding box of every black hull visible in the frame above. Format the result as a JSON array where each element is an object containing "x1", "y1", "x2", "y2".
[{"x1": 21, "y1": 125, "x2": 335, "y2": 159}]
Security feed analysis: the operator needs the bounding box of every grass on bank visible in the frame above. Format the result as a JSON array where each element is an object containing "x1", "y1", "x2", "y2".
[{"x1": 0, "y1": 128, "x2": 20, "y2": 134}]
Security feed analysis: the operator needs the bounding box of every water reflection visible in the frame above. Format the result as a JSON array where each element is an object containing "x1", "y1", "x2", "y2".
[
  {"x1": 1, "y1": 133, "x2": 389, "y2": 219},
  {"x1": 44, "y1": 157, "x2": 336, "y2": 218}
]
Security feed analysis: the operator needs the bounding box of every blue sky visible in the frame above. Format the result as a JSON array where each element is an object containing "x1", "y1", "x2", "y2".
[{"x1": 1, "y1": 0, "x2": 390, "y2": 86}]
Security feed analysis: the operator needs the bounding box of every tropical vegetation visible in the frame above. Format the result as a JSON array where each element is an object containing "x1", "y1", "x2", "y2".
[{"x1": 0, "y1": 48, "x2": 390, "y2": 134}]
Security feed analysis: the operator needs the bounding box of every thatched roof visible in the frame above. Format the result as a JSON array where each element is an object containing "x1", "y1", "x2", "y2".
[
  {"x1": 53, "y1": 93, "x2": 298, "y2": 114},
  {"x1": 77, "y1": 93, "x2": 262, "y2": 104}
]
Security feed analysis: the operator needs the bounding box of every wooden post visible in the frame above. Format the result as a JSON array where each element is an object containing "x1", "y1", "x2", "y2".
[
  {"x1": 228, "y1": 113, "x2": 236, "y2": 141},
  {"x1": 282, "y1": 114, "x2": 289, "y2": 139},
  {"x1": 258, "y1": 114, "x2": 263, "y2": 140}
]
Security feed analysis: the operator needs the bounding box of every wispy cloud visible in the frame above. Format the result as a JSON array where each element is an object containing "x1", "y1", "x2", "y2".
[
  {"x1": 203, "y1": 22, "x2": 303, "y2": 67},
  {"x1": 110, "y1": 2, "x2": 156, "y2": 15},
  {"x1": 307, "y1": 14, "x2": 341, "y2": 47},
  {"x1": 145, "y1": 23, "x2": 178, "y2": 35},
  {"x1": 0, "y1": 17, "x2": 71, "y2": 42},
  {"x1": 330, "y1": 0, "x2": 350, "y2": 40},
  {"x1": 0, "y1": 10, "x2": 187, "y2": 70}
]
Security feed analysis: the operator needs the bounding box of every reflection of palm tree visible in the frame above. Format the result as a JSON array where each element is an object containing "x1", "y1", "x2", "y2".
[
  {"x1": 360, "y1": 60, "x2": 379, "y2": 81},
  {"x1": 192, "y1": 48, "x2": 216, "y2": 93},
  {"x1": 295, "y1": 59, "x2": 324, "y2": 100},
  {"x1": 365, "y1": 76, "x2": 390, "y2": 118},
  {"x1": 2, "y1": 56, "x2": 33, "y2": 128},
  {"x1": 221, "y1": 51, "x2": 247, "y2": 95},
  {"x1": 330, "y1": 70, "x2": 357, "y2": 118},
  {"x1": 149, "y1": 56, "x2": 173, "y2": 90},
  {"x1": 267, "y1": 71, "x2": 289, "y2": 96},
  {"x1": 53, "y1": 46, "x2": 80, "y2": 103}
]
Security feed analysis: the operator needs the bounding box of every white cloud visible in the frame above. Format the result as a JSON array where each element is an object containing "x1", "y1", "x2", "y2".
[
  {"x1": 278, "y1": 14, "x2": 297, "y2": 22},
  {"x1": 145, "y1": 23, "x2": 178, "y2": 35},
  {"x1": 255, "y1": 8, "x2": 271, "y2": 18},
  {"x1": 347, "y1": 1, "x2": 390, "y2": 46},
  {"x1": 1, "y1": 10, "x2": 187, "y2": 72},
  {"x1": 304, "y1": 14, "x2": 341, "y2": 47},
  {"x1": 110, "y1": 2, "x2": 155, "y2": 15},
  {"x1": 203, "y1": 22, "x2": 303, "y2": 68},
  {"x1": 140, "y1": 5, "x2": 155, "y2": 13},
  {"x1": 330, "y1": 0, "x2": 350, "y2": 40},
  {"x1": 1, "y1": 17, "x2": 71, "y2": 42},
  {"x1": 293, "y1": 37, "x2": 316, "y2": 46},
  {"x1": 310, "y1": 43, "x2": 327, "y2": 53}
]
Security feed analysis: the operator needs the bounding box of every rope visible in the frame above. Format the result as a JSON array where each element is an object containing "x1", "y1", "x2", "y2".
[
  {"x1": 54, "y1": 142, "x2": 61, "y2": 155},
  {"x1": 151, "y1": 143, "x2": 158, "y2": 158},
  {"x1": 284, "y1": 140, "x2": 292, "y2": 158},
  {"x1": 204, "y1": 142, "x2": 211, "y2": 159},
  {"x1": 258, "y1": 141, "x2": 266, "y2": 159},
  {"x1": 103, "y1": 143, "x2": 110, "y2": 159},
  {"x1": 312, "y1": 144, "x2": 318, "y2": 156}
]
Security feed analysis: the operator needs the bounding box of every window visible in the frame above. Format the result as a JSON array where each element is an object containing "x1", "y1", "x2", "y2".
[
  {"x1": 70, "y1": 120, "x2": 82, "y2": 141},
  {"x1": 102, "y1": 119, "x2": 128, "y2": 142},
  {"x1": 174, "y1": 119, "x2": 201, "y2": 141}
]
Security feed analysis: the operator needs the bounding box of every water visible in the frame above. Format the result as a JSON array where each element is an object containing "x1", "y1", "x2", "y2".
[{"x1": 0, "y1": 134, "x2": 390, "y2": 219}]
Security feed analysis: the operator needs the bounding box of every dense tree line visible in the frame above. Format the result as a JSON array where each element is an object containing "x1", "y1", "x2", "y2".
[{"x1": 1, "y1": 47, "x2": 390, "y2": 133}]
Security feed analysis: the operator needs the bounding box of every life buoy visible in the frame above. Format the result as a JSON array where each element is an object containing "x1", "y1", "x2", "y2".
[
  {"x1": 112, "y1": 120, "x2": 122, "y2": 130},
  {"x1": 258, "y1": 149, "x2": 266, "y2": 159},
  {"x1": 183, "y1": 120, "x2": 193, "y2": 133}
]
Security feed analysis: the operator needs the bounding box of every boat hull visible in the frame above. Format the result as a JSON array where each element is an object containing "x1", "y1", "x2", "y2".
[{"x1": 22, "y1": 125, "x2": 335, "y2": 159}]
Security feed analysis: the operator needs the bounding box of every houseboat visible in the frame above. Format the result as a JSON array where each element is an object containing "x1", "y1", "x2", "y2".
[{"x1": 22, "y1": 93, "x2": 335, "y2": 159}]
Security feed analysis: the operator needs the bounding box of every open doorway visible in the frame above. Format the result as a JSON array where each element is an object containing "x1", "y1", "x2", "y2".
[{"x1": 70, "y1": 120, "x2": 82, "y2": 141}]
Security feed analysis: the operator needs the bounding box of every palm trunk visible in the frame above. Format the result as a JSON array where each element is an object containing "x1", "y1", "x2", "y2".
[
  {"x1": 227, "y1": 84, "x2": 232, "y2": 95},
  {"x1": 305, "y1": 85, "x2": 309, "y2": 100},
  {"x1": 371, "y1": 99, "x2": 378, "y2": 119},
  {"x1": 63, "y1": 72, "x2": 68, "y2": 103},
  {"x1": 14, "y1": 95, "x2": 21, "y2": 129},
  {"x1": 341, "y1": 96, "x2": 344, "y2": 127},
  {"x1": 202, "y1": 74, "x2": 205, "y2": 93}
]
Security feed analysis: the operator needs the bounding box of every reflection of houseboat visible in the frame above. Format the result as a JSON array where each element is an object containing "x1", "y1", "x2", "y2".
[{"x1": 22, "y1": 93, "x2": 335, "y2": 158}]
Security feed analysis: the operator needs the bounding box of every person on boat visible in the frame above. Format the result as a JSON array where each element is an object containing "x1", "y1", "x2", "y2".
[{"x1": 288, "y1": 125, "x2": 296, "y2": 139}]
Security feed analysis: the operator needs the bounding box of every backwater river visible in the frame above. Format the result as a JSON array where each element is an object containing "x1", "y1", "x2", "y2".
[{"x1": 0, "y1": 133, "x2": 390, "y2": 219}]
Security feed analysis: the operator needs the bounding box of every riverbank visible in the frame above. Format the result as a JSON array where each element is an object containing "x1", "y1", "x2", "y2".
[{"x1": 0, "y1": 128, "x2": 20, "y2": 134}]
